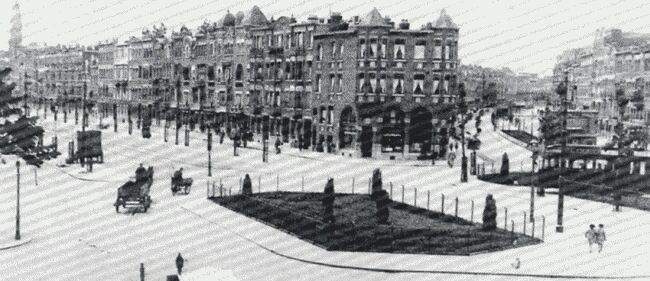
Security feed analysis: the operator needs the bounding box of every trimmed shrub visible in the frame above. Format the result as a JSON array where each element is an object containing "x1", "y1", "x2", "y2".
[
  {"x1": 500, "y1": 153, "x2": 510, "y2": 176},
  {"x1": 242, "y1": 174, "x2": 252, "y2": 195},
  {"x1": 482, "y1": 194, "x2": 497, "y2": 230},
  {"x1": 375, "y1": 190, "x2": 390, "y2": 224},
  {"x1": 322, "y1": 178, "x2": 335, "y2": 224},
  {"x1": 371, "y1": 168, "x2": 383, "y2": 200}
]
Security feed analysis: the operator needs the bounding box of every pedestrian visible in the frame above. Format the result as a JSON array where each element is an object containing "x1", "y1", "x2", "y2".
[
  {"x1": 596, "y1": 224, "x2": 606, "y2": 253},
  {"x1": 298, "y1": 135, "x2": 303, "y2": 151},
  {"x1": 175, "y1": 253, "x2": 184, "y2": 275},
  {"x1": 585, "y1": 224, "x2": 597, "y2": 253}
]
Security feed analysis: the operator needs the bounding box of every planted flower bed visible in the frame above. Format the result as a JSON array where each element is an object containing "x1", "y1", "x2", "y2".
[{"x1": 211, "y1": 192, "x2": 541, "y2": 255}]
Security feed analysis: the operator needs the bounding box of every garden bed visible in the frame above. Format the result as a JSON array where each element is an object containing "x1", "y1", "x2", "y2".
[{"x1": 211, "y1": 192, "x2": 541, "y2": 255}]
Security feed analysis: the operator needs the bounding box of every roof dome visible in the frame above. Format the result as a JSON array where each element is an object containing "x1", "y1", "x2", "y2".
[
  {"x1": 359, "y1": 8, "x2": 390, "y2": 26},
  {"x1": 434, "y1": 9, "x2": 458, "y2": 29},
  {"x1": 222, "y1": 10, "x2": 236, "y2": 27}
]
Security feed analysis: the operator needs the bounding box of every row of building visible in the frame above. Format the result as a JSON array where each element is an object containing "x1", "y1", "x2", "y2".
[
  {"x1": 8, "y1": 6, "x2": 467, "y2": 160},
  {"x1": 554, "y1": 28, "x2": 650, "y2": 131}
]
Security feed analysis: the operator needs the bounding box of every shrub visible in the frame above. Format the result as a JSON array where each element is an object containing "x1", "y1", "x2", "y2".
[
  {"x1": 375, "y1": 189, "x2": 390, "y2": 224},
  {"x1": 371, "y1": 168, "x2": 383, "y2": 200},
  {"x1": 242, "y1": 174, "x2": 252, "y2": 195},
  {"x1": 500, "y1": 153, "x2": 510, "y2": 176},
  {"x1": 322, "y1": 178, "x2": 335, "y2": 224},
  {"x1": 482, "y1": 194, "x2": 497, "y2": 230}
]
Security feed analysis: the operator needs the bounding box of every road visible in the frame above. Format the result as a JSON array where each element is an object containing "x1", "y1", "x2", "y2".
[{"x1": 1, "y1": 107, "x2": 650, "y2": 280}]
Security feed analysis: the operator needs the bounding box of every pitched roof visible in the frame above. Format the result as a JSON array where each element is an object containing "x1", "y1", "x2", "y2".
[
  {"x1": 434, "y1": 9, "x2": 458, "y2": 29},
  {"x1": 358, "y1": 8, "x2": 389, "y2": 26},
  {"x1": 240, "y1": 5, "x2": 269, "y2": 26}
]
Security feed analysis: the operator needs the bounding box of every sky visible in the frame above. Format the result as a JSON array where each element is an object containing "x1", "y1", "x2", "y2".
[{"x1": 1, "y1": 0, "x2": 650, "y2": 76}]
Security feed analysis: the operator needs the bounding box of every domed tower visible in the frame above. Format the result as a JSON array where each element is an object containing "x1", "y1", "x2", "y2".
[{"x1": 9, "y1": 1, "x2": 23, "y2": 57}]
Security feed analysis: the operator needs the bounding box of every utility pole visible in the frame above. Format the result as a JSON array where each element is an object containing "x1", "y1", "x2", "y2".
[
  {"x1": 23, "y1": 71, "x2": 28, "y2": 117},
  {"x1": 557, "y1": 71, "x2": 568, "y2": 233},
  {"x1": 15, "y1": 161, "x2": 20, "y2": 240},
  {"x1": 459, "y1": 83, "x2": 468, "y2": 183}
]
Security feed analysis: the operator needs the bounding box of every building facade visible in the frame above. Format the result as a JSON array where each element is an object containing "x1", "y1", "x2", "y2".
[{"x1": 17, "y1": 6, "x2": 463, "y2": 160}]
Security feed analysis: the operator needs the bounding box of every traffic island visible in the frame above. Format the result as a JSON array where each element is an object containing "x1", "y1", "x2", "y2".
[
  {"x1": 211, "y1": 192, "x2": 541, "y2": 255},
  {"x1": 0, "y1": 237, "x2": 32, "y2": 251}
]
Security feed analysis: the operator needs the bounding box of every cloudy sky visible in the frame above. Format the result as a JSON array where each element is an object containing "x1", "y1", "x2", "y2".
[{"x1": 1, "y1": 0, "x2": 650, "y2": 75}]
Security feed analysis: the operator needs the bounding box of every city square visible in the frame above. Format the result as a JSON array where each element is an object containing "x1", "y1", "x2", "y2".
[{"x1": 2, "y1": 1, "x2": 650, "y2": 280}]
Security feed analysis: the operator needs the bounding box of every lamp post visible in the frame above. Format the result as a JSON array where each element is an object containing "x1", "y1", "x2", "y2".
[
  {"x1": 529, "y1": 139, "x2": 539, "y2": 223},
  {"x1": 556, "y1": 70, "x2": 569, "y2": 233},
  {"x1": 15, "y1": 161, "x2": 20, "y2": 240}
]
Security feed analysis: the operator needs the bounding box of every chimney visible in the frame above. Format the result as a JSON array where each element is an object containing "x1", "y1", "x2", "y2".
[
  {"x1": 307, "y1": 15, "x2": 319, "y2": 23},
  {"x1": 399, "y1": 19, "x2": 410, "y2": 30},
  {"x1": 329, "y1": 12, "x2": 342, "y2": 24}
]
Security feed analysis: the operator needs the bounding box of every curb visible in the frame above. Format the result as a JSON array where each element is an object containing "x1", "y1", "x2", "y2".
[
  {"x1": 0, "y1": 237, "x2": 33, "y2": 251},
  {"x1": 496, "y1": 130, "x2": 533, "y2": 151}
]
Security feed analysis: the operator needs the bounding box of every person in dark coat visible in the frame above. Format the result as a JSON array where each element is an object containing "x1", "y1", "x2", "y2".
[
  {"x1": 175, "y1": 253, "x2": 184, "y2": 275},
  {"x1": 275, "y1": 136, "x2": 282, "y2": 154},
  {"x1": 135, "y1": 163, "x2": 146, "y2": 182}
]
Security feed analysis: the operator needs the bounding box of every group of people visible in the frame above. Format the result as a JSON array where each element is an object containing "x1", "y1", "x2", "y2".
[{"x1": 585, "y1": 224, "x2": 607, "y2": 253}]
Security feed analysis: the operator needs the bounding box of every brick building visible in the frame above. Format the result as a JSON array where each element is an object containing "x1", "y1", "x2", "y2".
[{"x1": 18, "y1": 6, "x2": 463, "y2": 160}]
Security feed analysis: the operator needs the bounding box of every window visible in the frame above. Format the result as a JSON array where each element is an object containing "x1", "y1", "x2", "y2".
[
  {"x1": 370, "y1": 38, "x2": 377, "y2": 58},
  {"x1": 316, "y1": 45, "x2": 322, "y2": 61},
  {"x1": 360, "y1": 38, "x2": 367, "y2": 58},
  {"x1": 358, "y1": 73, "x2": 365, "y2": 92},
  {"x1": 208, "y1": 66, "x2": 215, "y2": 81},
  {"x1": 434, "y1": 40, "x2": 442, "y2": 59},
  {"x1": 393, "y1": 73, "x2": 404, "y2": 94},
  {"x1": 415, "y1": 40, "x2": 426, "y2": 59},
  {"x1": 369, "y1": 73, "x2": 377, "y2": 93},
  {"x1": 337, "y1": 74, "x2": 343, "y2": 92},
  {"x1": 413, "y1": 74, "x2": 424, "y2": 94},
  {"x1": 445, "y1": 41, "x2": 451, "y2": 60},
  {"x1": 331, "y1": 42, "x2": 337, "y2": 58},
  {"x1": 330, "y1": 74, "x2": 336, "y2": 92},
  {"x1": 433, "y1": 77, "x2": 440, "y2": 94},
  {"x1": 316, "y1": 74, "x2": 321, "y2": 92},
  {"x1": 379, "y1": 74, "x2": 386, "y2": 93},
  {"x1": 380, "y1": 39, "x2": 387, "y2": 58},
  {"x1": 394, "y1": 39, "x2": 405, "y2": 59}
]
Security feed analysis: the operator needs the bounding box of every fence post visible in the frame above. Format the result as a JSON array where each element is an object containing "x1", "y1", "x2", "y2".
[
  {"x1": 441, "y1": 194, "x2": 445, "y2": 214},
  {"x1": 523, "y1": 211, "x2": 527, "y2": 235},
  {"x1": 471, "y1": 200, "x2": 474, "y2": 223},
  {"x1": 454, "y1": 197, "x2": 459, "y2": 217},
  {"x1": 258, "y1": 175, "x2": 261, "y2": 193},
  {"x1": 542, "y1": 216, "x2": 546, "y2": 241},
  {"x1": 220, "y1": 178, "x2": 223, "y2": 197},
  {"x1": 504, "y1": 208, "x2": 508, "y2": 229},
  {"x1": 302, "y1": 175, "x2": 304, "y2": 192},
  {"x1": 532, "y1": 218, "x2": 536, "y2": 239},
  {"x1": 239, "y1": 177, "x2": 242, "y2": 193},
  {"x1": 368, "y1": 177, "x2": 371, "y2": 194},
  {"x1": 401, "y1": 185, "x2": 405, "y2": 203},
  {"x1": 212, "y1": 182, "x2": 216, "y2": 198},
  {"x1": 427, "y1": 191, "x2": 430, "y2": 210},
  {"x1": 276, "y1": 175, "x2": 279, "y2": 191},
  {"x1": 34, "y1": 169, "x2": 38, "y2": 186},
  {"x1": 352, "y1": 177, "x2": 355, "y2": 194},
  {"x1": 414, "y1": 188, "x2": 417, "y2": 206},
  {"x1": 511, "y1": 220, "x2": 515, "y2": 234},
  {"x1": 206, "y1": 181, "x2": 209, "y2": 198},
  {"x1": 229, "y1": 187, "x2": 232, "y2": 196},
  {"x1": 389, "y1": 182, "x2": 393, "y2": 199}
]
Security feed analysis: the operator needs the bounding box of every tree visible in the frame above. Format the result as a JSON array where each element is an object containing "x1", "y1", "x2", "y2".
[
  {"x1": 242, "y1": 174, "x2": 252, "y2": 195},
  {"x1": 539, "y1": 107, "x2": 563, "y2": 147},
  {"x1": 615, "y1": 85, "x2": 631, "y2": 156},
  {"x1": 482, "y1": 194, "x2": 497, "y2": 230},
  {"x1": 0, "y1": 67, "x2": 45, "y2": 163},
  {"x1": 482, "y1": 82, "x2": 498, "y2": 107},
  {"x1": 500, "y1": 152, "x2": 509, "y2": 176},
  {"x1": 370, "y1": 168, "x2": 382, "y2": 200},
  {"x1": 322, "y1": 178, "x2": 335, "y2": 224},
  {"x1": 375, "y1": 189, "x2": 390, "y2": 224}
]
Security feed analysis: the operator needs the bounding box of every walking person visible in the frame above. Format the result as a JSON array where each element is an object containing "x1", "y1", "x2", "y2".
[
  {"x1": 585, "y1": 224, "x2": 597, "y2": 253},
  {"x1": 175, "y1": 253, "x2": 184, "y2": 275},
  {"x1": 596, "y1": 224, "x2": 607, "y2": 253}
]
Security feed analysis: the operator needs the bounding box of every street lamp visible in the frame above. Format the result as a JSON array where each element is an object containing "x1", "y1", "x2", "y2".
[{"x1": 529, "y1": 139, "x2": 539, "y2": 222}]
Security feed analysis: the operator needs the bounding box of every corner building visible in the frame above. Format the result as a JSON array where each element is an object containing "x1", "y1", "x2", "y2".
[{"x1": 311, "y1": 9, "x2": 459, "y2": 159}]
